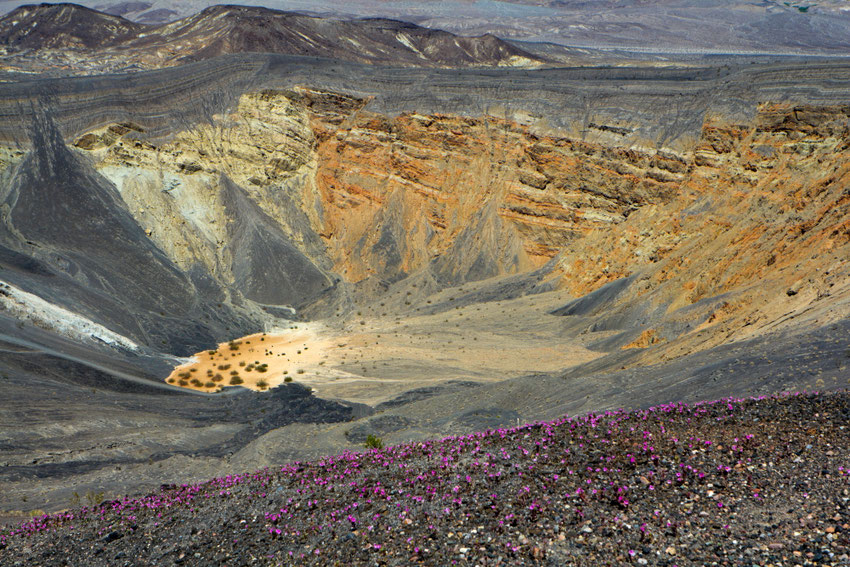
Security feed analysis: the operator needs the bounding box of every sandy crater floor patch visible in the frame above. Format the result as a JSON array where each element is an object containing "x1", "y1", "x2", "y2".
[
  {"x1": 165, "y1": 290, "x2": 605, "y2": 404},
  {"x1": 165, "y1": 324, "x2": 338, "y2": 392}
]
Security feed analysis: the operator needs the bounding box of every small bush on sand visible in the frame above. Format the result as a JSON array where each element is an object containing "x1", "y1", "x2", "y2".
[
  {"x1": 364, "y1": 435, "x2": 384, "y2": 450},
  {"x1": 229, "y1": 376, "x2": 244, "y2": 385}
]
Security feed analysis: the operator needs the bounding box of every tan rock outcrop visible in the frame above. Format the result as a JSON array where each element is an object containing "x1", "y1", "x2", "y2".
[{"x1": 68, "y1": 93, "x2": 850, "y2": 364}]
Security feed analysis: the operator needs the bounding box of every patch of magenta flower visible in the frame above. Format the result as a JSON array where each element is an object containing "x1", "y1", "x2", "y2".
[{"x1": 2, "y1": 390, "x2": 846, "y2": 563}]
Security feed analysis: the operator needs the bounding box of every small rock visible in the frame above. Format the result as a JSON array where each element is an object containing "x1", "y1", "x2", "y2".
[
  {"x1": 666, "y1": 546, "x2": 677, "y2": 556},
  {"x1": 102, "y1": 531, "x2": 123, "y2": 544}
]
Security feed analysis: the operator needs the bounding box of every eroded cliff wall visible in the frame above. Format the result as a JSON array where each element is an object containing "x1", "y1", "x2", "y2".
[
  {"x1": 56, "y1": 90, "x2": 850, "y2": 365},
  {"x1": 0, "y1": 59, "x2": 848, "y2": 364}
]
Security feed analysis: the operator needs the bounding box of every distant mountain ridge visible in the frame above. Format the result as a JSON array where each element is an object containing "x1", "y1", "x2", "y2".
[
  {"x1": 0, "y1": 2, "x2": 545, "y2": 69},
  {"x1": 6, "y1": 0, "x2": 850, "y2": 55}
]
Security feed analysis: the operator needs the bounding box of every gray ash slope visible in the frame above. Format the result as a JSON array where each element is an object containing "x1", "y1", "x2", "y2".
[
  {"x1": 0, "y1": 109, "x2": 291, "y2": 357},
  {"x1": 4, "y1": 54, "x2": 850, "y2": 147}
]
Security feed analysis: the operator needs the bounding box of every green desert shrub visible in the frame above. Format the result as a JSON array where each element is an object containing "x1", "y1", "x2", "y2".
[{"x1": 364, "y1": 435, "x2": 384, "y2": 450}]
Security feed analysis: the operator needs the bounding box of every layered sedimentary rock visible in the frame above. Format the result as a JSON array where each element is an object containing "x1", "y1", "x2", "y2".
[
  {"x1": 55, "y1": 87, "x2": 850, "y2": 371},
  {"x1": 0, "y1": 57, "x2": 847, "y2": 369},
  {"x1": 65, "y1": 88, "x2": 683, "y2": 297},
  {"x1": 551, "y1": 103, "x2": 850, "y2": 366},
  {"x1": 309, "y1": 102, "x2": 681, "y2": 283}
]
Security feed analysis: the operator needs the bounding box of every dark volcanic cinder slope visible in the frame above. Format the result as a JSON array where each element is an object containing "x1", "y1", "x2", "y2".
[
  {"x1": 0, "y1": 111, "x2": 227, "y2": 354},
  {"x1": 1, "y1": 392, "x2": 849, "y2": 565},
  {"x1": 0, "y1": 107, "x2": 345, "y2": 354},
  {"x1": 2, "y1": 111, "x2": 190, "y2": 313}
]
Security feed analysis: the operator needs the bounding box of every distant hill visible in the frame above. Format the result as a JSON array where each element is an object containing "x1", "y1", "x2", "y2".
[
  {"x1": 7, "y1": 0, "x2": 850, "y2": 55},
  {"x1": 0, "y1": 3, "x2": 545, "y2": 69},
  {"x1": 0, "y1": 2, "x2": 142, "y2": 49}
]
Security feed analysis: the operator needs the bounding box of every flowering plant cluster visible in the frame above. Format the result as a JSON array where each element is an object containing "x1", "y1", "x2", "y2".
[{"x1": 2, "y1": 390, "x2": 848, "y2": 565}]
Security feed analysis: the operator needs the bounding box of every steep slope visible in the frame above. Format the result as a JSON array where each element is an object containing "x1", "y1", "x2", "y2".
[
  {"x1": 0, "y1": 103, "x2": 334, "y2": 355},
  {"x1": 546, "y1": 104, "x2": 850, "y2": 367},
  {"x1": 219, "y1": 176, "x2": 333, "y2": 307},
  {"x1": 0, "y1": 111, "x2": 218, "y2": 354}
]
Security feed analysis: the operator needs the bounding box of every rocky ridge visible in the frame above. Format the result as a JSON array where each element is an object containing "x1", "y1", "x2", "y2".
[{"x1": 0, "y1": 3, "x2": 544, "y2": 75}]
